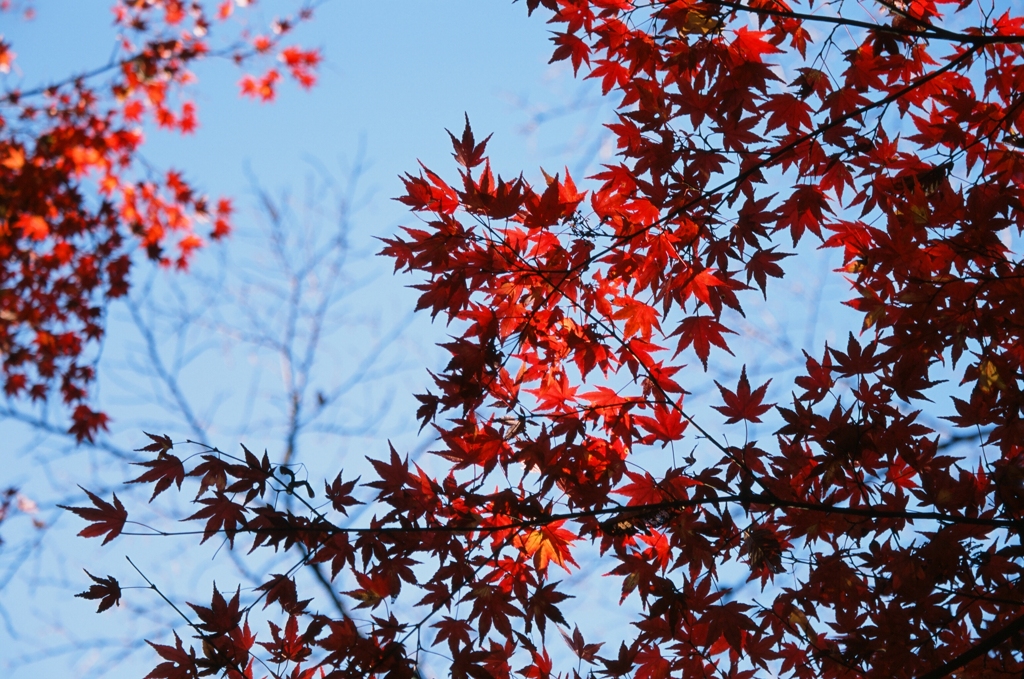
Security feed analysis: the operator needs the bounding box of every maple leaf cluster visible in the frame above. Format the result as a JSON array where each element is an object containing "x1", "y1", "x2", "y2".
[
  {"x1": 63, "y1": 1, "x2": 1024, "y2": 678},
  {"x1": 0, "y1": 0, "x2": 321, "y2": 441}
]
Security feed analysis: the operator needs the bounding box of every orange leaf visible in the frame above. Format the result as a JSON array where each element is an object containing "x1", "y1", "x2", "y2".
[
  {"x1": 16, "y1": 214, "x2": 49, "y2": 241},
  {"x1": 2, "y1": 146, "x2": 24, "y2": 170},
  {"x1": 516, "y1": 521, "x2": 579, "y2": 573}
]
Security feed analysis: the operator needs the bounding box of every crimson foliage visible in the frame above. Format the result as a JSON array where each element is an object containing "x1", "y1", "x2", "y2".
[{"x1": 66, "y1": 1, "x2": 1024, "y2": 678}]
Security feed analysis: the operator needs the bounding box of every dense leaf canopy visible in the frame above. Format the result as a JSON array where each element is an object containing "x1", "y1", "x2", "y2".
[{"x1": 59, "y1": 0, "x2": 1024, "y2": 678}]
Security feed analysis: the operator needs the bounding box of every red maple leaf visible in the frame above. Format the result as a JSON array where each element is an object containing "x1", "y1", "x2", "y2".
[
  {"x1": 432, "y1": 616, "x2": 474, "y2": 653},
  {"x1": 730, "y1": 26, "x2": 784, "y2": 63},
  {"x1": 256, "y1": 574, "x2": 311, "y2": 615},
  {"x1": 324, "y1": 472, "x2": 362, "y2": 515},
  {"x1": 185, "y1": 494, "x2": 248, "y2": 545},
  {"x1": 188, "y1": 585, "x2": 243, "y2": 635},
  {"x1": 59, "y1": 488, "x2": 128, "y2": 545},
  {"x1": 525, "y1": 581, "x2": 571, "y2": 636},
  {"x1": 145, "y1": 633, "x2": 198, "y2": 679},
  {"x1": 713, "y1": 366, "x2": 773, "y2": 424},
  {"x1": 745, "y1": 247, "x2": 792, "y2": 298},
  {"x1": 75, "y1": 570, "x2": 122, "y2": 613},
  {"x1": 447, "y1": 114, "x2": 492, "y2": 169},
  {"x1": 616, "y1": 470, "x2": 669, "y2": 507},
  {"x1": 559, "y1": 624, "x2": 603, "y2": 663},
  {"x1": 613, "y1": 297, "x2": 662, "y2": 340},
  {"x1": 550, "y1": 32, "x2": 591, "y2": 74},
  {"x1": 128, "y1": 452, "x2": 186, "y2": 501},
  {"x1": 671, "y1": 315, "x2": 736, "y2": 369}
]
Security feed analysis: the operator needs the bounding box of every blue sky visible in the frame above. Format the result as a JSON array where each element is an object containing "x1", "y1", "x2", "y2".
[{"x1": 3, "y1": 0, "x2": 611, "y2": 236}]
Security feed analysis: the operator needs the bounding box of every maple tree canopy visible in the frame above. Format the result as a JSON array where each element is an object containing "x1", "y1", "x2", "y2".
[{"x1": 61, "y1": 0, "x2": 1024, "y2": 678}]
